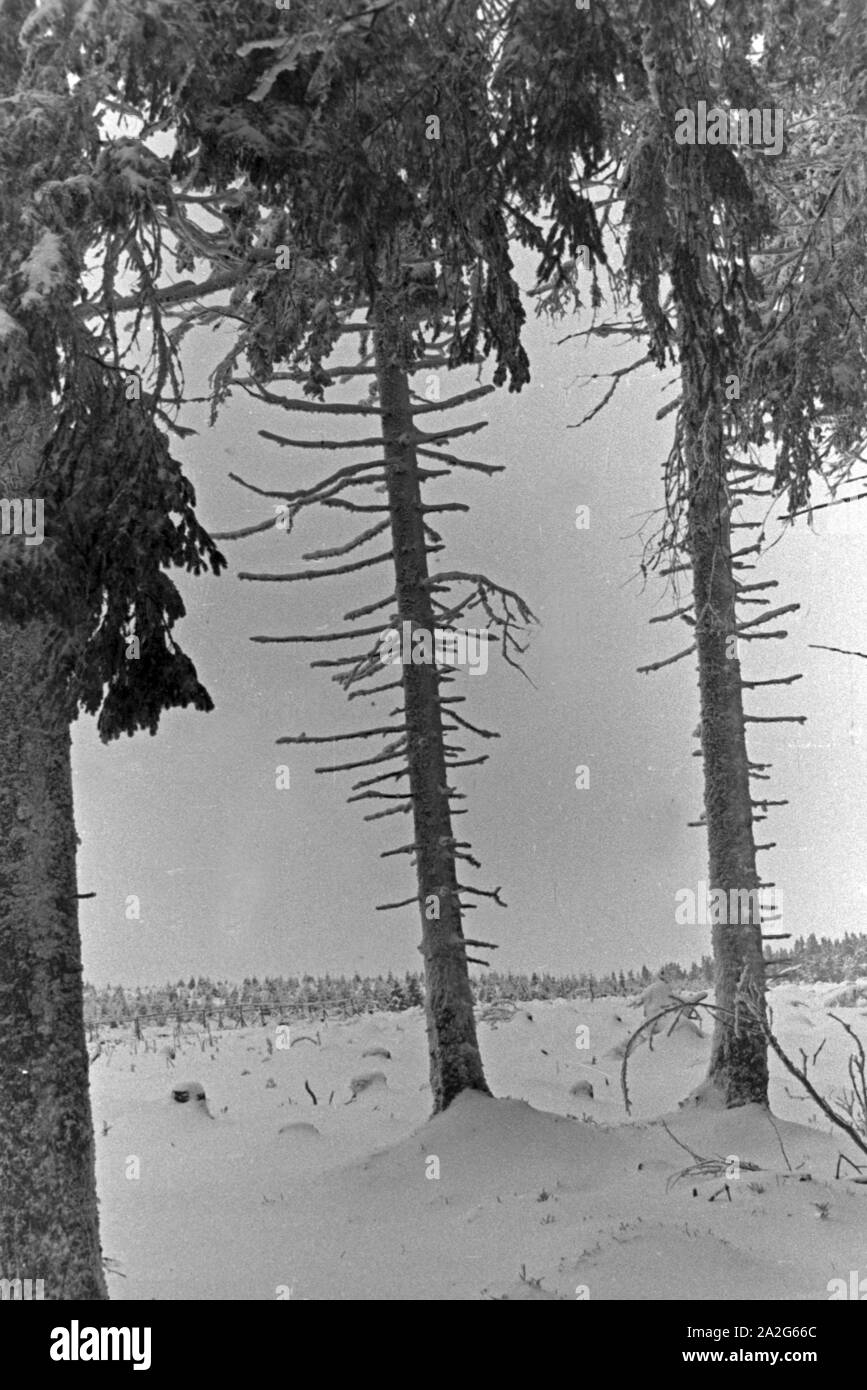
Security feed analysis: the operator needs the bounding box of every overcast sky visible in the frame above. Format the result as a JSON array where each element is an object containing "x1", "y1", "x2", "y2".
[{"x1": 73, "y1": 248, "x2": 867, "y2": 988}]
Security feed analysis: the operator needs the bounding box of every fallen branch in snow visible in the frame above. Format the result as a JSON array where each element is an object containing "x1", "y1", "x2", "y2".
[
  {"x1": 304, "y1": 1080, "x2": 318, "y2": 1105},
  {"x1": 836, "y1": 1152, "x2": 867, "y2": 1182},
  {"x1": 743, "y1": 1003, "x2": 867, "y2": 1161},
  {"x1": 658, "y1": 1120, "x2": 761, "y2": 1192},
  {"x1": 765, "y1": 1110, "x2": 795, "y2": 1173},
  {"x1": 658, "y1": 1120, "x2": 705, "y2": 1164}
]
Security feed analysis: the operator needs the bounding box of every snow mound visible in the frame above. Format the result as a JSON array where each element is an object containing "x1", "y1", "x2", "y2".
[
  {"x1": 822, "y1": 981, "x2": 867, "y2": 1009},
  {"x1": 353, "y1": 1093, "x2": 626, "y2": 1204},
  {"x1": 90, "y1": 991, "x2": 867, "y2": 1300},
  {"x1": 555, "y1": 1223, "x2": 800, "y2": 1301},
  {"x1": 170, "y1": 1080, "x2": 211, "y2": 1116},
  {"x1": 278, "y1": 1122, "x2": 321, "y2": 1140},
  {"x1": 349, "y1": 1071, "x2": 388, "y2": 1098}
]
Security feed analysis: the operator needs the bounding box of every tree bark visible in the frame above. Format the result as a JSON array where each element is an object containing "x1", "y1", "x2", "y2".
[
  {"x1": 0, "y1": 395, "x2": 107, "y2": 1299},
  {"x1": 372, "y1": 288, "x2": 490, "y2": 1113},
  {"x1": 685, "y1": 372, "x2": 768, "y2": 1108}
]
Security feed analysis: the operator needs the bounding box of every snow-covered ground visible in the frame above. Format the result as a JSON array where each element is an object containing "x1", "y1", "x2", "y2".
[{"x1": 90, "y1": 982, "x2": 867, "y2": 1300}]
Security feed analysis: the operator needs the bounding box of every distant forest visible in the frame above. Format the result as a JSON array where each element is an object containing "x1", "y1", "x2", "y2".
[{"x1": 84, "y1": 933, "x2": 867, "y2": 1027}]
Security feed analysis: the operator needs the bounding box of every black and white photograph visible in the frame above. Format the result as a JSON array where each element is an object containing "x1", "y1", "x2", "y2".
[{"x1": 0, "y1": 0, "x2": 866, "y2": 1356}]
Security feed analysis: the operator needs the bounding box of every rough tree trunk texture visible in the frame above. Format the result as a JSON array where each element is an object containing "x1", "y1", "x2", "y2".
[
  {"x1": 685, "y1": 372, "x2": 768, "y2": 1108},
  {"x1": 0, "y1": 395, "x2": 108, "y2": 1299},
  {"x1": 373, "y1": 294, "x2": 490, "y2": 1113}
]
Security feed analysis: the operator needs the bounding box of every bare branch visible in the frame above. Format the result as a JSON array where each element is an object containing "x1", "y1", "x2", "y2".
[
  {"x1": 412, "y1": 420, "x2": 488, "y2": 444},
  {"x1": 347, "y1": 678, "x2": 403, "y2": 701},
  {"x1": 411, "y1": 385, "x2": 495, "y2": 414},
  {"x1": 649, "y1": 605, "x2": 694, "y2": 624},
  {"x1": 743, "y1": 715, "x2": 807, "y2": 725},
  {"x1": 736, "y1": 604, "x2": 800, "y2": 632},
  {"x1": 416, "y1": 447, "x2": 504, "y2": 476},
  {"x1": 444, "y1": 708, "x2": 500, "y2": 740},
  {"x1": 364, "y1": 803, "x2": 412, "y2": 821},
  {"x1": 809, "y1": 643, "x2": 867, "y2": 660},
  {"x1": 303, "y1": 521, "x2": 390, "y2": 561},
  {"x1": 241, "y1": 382, "x2": 383, "y2": 415},
  {"x1": 232, "y1": 458, "x2": 384, "y2": 500},
  {"x1": 740, "y1": 675, "x2": 803, "y2": 688},
  {"x1": 456, "y1": 884, "x2": 507, "y2": 907},
  {"x1": 315, "y1": 738, "x2": 408, "y2": 775},
  {"x1": 277, "y1": 726, "x2": 402, "y2": 745},
  {"x1": 211, "y1": 515, "x2": 281, "y2": 542},
  {"x1": 637, "y1": 643, "x2": 696, "y2": 674},
  {"x1": 242, "y1": 549, "x2": 396, "y2": 584},
  {"x1": 251, "y1": 624, "x2": 386, "y2": 644},
  {"x1": 259, "y1": 430, "x2": 386, "y2": 451}
]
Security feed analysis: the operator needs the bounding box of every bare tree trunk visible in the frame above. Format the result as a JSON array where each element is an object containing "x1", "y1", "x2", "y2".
[
  {"x1": 0, "y1": 396, "x2": 107, "y2": 1299},
  {"x1": 685, "y1": 377, "x2": 768, "y2": 1108},
  {"x1": 373, "y1": 292, "x2": 490, "y2": 1113},
  {"x1": 629, "y1": 0, "x2": 770, "y2": 1108}
]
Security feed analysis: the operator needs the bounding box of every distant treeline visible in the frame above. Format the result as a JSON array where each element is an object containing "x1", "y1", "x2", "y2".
[{"x1": 83, "y1": 932, "x2": 866, "y2": 1027}]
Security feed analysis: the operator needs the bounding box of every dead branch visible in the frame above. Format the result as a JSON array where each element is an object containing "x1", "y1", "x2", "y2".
[
  {"x1": 736, "y1": 604, "x2": 800, "y2": 631},
  {"x1": 649, "y1": 605, "x2": 694, "y2": 624},
  {"x1": 251, "y1": 624, "x2": 386, "y2": 644},
  {"x1": 259, "y1": 430, "x2": 386, "y2": 451},
  {"x1": 233, "y1": 457, "x2": 383, "y2": 497},
  {"x1": 809, "y1": 643, "x2": 867, "y2": 660},
  {"x1": 743, "y1": 715, "x2": 807, "y2": 724},
  {"x1": 744, "y1": 1004, "x2": 867, "y2": 1159},
  {"x1": 240, "y1": 383, "x2": 381, "y2": 415},
  {"x1": 637, "y1": 643, "x2": 696, "y2": 674},
  {"x1": 277, "y1": 726, "x2": 402, "y2": 745},
  {"x1": 416, "y1": 447, "x2": 504, "y2": 476},
  {"x1": 347, "y1": 678, "x2": 404, "y2": 702},
  {"x1": 364, "y1": 803, "x2": 411, "y2": 821},
  {"x1": 411, "y1": 385, "x2": 495, "y2": 414},
  {"x1": 456, "y1": 884, "x2": 507, "y2": 907},
  {"x1": 740, "y1": 675, "x2": 803, "y2": 688},
  {"x1": 302, "y1": 521, "x2": 391, "y2": 561}
]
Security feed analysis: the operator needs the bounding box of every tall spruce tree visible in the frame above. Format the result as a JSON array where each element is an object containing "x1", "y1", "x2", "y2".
[
  {"x1": 519, "y1": 0, "x2": 867, "y2": 1105},
  {"x1": 623, "y1": 0, "x2": 867, "y2": 1103},
  {"x1": 622, "y1": 0, "x2": 777, "y2": 1105},
  {"x1": 0, "y1": 0, "x2": 226, "y2": 1296},
  {"x1": 492, "y1": 0, "x2": 774, "y2": 1104},
  {"x1": 133, "y1": 0, "x2": 622, "y2": 1109}
]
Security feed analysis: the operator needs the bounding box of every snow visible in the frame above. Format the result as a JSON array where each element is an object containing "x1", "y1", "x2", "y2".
[
  {"x1": 19, "y1": 231, "x2": 66, "y2": 309},
  {"x1": 0, "y1": 306, "x2": 22, "y2": 342},
  {"x1": 90, "y1": 982, "x2": 867, "y2": 1300}
]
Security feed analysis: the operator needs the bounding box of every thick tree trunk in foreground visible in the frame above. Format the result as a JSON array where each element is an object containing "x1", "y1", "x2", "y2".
[
  {"x1": 373, "y1": 294, "x2": 490, "y2": 1113},
  {"x1": 686, "y1": 383, "x2": 768, "y2": 1108},
  {"x1": 0, "y1": 396, "x2": 107, "y2": 1299}
]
